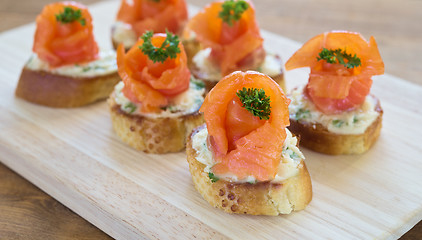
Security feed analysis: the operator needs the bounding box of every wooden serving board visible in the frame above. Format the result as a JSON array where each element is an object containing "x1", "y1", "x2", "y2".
[{"x1": 1, "y1": 1, "x2": 421, "y2": 239}]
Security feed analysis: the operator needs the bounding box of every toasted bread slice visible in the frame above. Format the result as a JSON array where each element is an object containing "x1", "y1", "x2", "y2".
[
  {"x1": 288, "y1": 100, "x2": 383, "y2": 155},
  {"x1": 108, "y1": 96, "x2": 204, "y2": 154},
  {"x1": 16, "y1": 67, "x2": 119, "y2": 108},
  {"x1": 186, "y1": 125, "x2": 312, "y2": 215}
]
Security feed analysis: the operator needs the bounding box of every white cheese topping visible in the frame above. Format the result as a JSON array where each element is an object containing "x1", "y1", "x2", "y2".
[
  {"x1": 192, "y1": 47, "x2": 283, "y2": 81},
  {"x1": 26, "y1": 50, "x2": 117, "y2": 78},
  {"x1": 111, "y1": 21, "x2": 137, "y2": 49},
  {"x1": 192, "y1": 127, "x2": 303, "y2": 184},
  {"x1": 289, "y1": 86, "x2": 380, "y2": 135},
  {"x1": 113, "y1": 79, "x2": 205, "y2": 118}
]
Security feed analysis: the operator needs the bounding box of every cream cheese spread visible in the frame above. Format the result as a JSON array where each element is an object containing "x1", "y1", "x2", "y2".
[
  {"x1": 111, "y1": 21, "x2": 137, "y2": 49},
  {"x1": 289, "y1": 86, "x2": 380, "y2": 135},
  {"x1": 192, "y1": 127, "x2": 303, "y2": 184},
  {"x1": 192, "y1": 47, "x2": 283, "y2": 81},
  {"x1": 113, "y1": 79, "x2": 205, "y2": 118},
  {"x1": 26, "y1": 50, "x2": 117, "y2": 78}
]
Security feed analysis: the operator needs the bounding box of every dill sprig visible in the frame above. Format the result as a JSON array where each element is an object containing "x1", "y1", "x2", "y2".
[
  {"x1": 218, "y1": 0, "x2": 249, "y2": 26},
  {"x1": 317, "y1": 48, "x2": 361, "y2": 69},
  {"x1": 139, "y1": 31, "x2": 181, "y2": 63},
  {"x1": 55, "y1": 7, "x2": 86, "y2": 26},
  {"x1": 236, "y1": 87, "x2": 271, "y2": 120}
]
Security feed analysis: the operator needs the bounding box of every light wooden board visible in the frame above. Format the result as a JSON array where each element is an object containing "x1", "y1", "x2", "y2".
[{"x1": 0, "y1": 1, "x2": 421, "y2": 239}]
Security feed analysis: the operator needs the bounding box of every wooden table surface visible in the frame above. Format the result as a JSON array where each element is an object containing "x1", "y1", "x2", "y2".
[{"x1": 0, "y1": 0, "x2": 420, "y2": 239}]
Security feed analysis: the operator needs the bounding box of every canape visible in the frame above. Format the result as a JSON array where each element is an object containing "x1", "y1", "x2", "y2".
[
  {"x1": 15, "y1": 1, "x2": 119, "y2": 108},
  {"x1": 111, "y1": 0, "x2": 188, "y2": 50},
  {"x1": 183, "y1": 0, "x2": 285, "y2": 92},
  {"x1": 109, "y1": 31, "x2": 204, "y2": 153},
  {"x1": 186, "y1": 71, "x2": 312, "y2": 215},
  {"x1": 285, "y1": 31, "x2": 385, "y2": 155}
]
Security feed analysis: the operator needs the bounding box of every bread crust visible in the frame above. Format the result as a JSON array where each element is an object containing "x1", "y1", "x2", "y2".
[
  {"x1": 288, "y1": 98, "x2": 383, "y2": 155},
  {"x1": 108, "y1": 96, "x2": 204, "y2": 154},
  {"x1": 186, "y1": 125, "x2": 312, "y2": 215},
  {"x1": 16, "y1": 67, "x2": 120, "y2": 108}
]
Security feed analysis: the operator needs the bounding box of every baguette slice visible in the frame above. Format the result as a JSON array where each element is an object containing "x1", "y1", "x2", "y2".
[
  {"x1": 16, "y1": 67, "x2": 119, "y2": 108},
  {"x1": 288, "y1": 99, "x2": 383, "y2": 155},
  {"x1": 108, "y1": 96, "x2": 204, "y2": 154},
  {"x1": 186, "y1": 125, "x2": 312, "y2": 215}
]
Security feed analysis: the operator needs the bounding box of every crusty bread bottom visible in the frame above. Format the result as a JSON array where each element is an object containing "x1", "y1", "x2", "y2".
[
  {"x1": 186, "y1": 125, "x2": 312, "y2": 215},
  {"x1": 108, "y1": 96, "x2": 204, "y2": 154},
  {"x1": 16, "y1": 67, "x2": 120, "y2": 108},
  {"x1": 288, "y1": 100, "x2": 383, "y2": 155}
]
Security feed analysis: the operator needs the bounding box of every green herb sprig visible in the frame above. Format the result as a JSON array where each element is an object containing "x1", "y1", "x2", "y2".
[
  {"x1": 218, "y1": 0, "x2": 249, "y2": 26},
  {"x1": 208, "y1": 172, "x2": 219, "y2": 183},
  {"x1": 236, "y1": 87, "x2": 271, "y2": 120},
  {"x1": 139, "y1": 31, "x2": 181, "y2": 63},
  {"x1": 317, "y1": 48, "x2": 361, "y2": 69},
  {"x1": 56, "y1": 7, "x2": 86, "y2": 26}
]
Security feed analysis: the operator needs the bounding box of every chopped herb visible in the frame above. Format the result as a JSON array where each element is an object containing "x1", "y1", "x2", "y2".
[
  {"x1": 289, "y1": 151, "x2": 299, "y2": 159},
  {"x1": 236, "y1": 87, "x2": 271, "y2": 120},
  {"x1": 209, "y1": 172, "x2": 219, "y2": 183},
  {"x1": 332, "y1": 119, "x2": 345, "y2": 128},
  {"x1": 317, "y1": 48, "x2": 361, "y2": 69},
  {"x1": 256, "y1": 66, "x2": 263, "y2": 72},
  {"x1": 191, "y1": 78, "x2": 205, "y2": 90},
  {"x1": 353, "y1": 116, "x2": 359, "y2": 123},
  {"x1": 82, "y1": 66, "x2": 91, "y2": 72},
  {"x1": 139, "y1": 30, "x2": 181, "y2": 63},
  {"x1": 124, "y1": 102, "x2": 137, "y2": 114},
  {"x1": 294, "y1": 108, "x2": 310, "y2": 120},
  {"x1": 218, "y1": 0, "x2": 249, "y2": 26},
  {"x1": 247, "y1": 180, "x2": 257, "y2": 184},
  {"x1": 55, "y1": 7, "x2": 86, "y2": 26},
  {"x1": 161, "y1": 105, "x2": 178, "y2": 112}
]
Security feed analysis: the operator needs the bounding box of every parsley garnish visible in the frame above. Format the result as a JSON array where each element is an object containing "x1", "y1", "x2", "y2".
[
  {"x1": 236, "y1": 87, "x2": 271, "y2": 120},
  {"x1": 218, "y1": 0, "x2": 249, "y2": 26},
  {"x1": 317, "y1": 48, "x2": 361, "y2": 69},
  {"x1": 139, "y1": 31, "x2": 181, "y2": 63},
  {"x1": 209, "y1": 172, "x2": 219, "y2": 183},
  {"x1": 55, "y1": 7, "x2": 86, "y2": 26}
]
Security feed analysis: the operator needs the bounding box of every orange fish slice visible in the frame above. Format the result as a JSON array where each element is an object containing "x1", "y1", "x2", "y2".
[
  {"x1": 33, "y1": 1, "x2": 98, "y2": 67},
  {"x1": 285, "y1": 31, "x2": 384, "y2": 114},
  {"x1": 200, "y1": 71, "x2": 290, "y2": 181},
  {"x1": 117, "y1": 33, "x2": 190, "y2": 112},
  {"x1": 186, "y1": 0, "x2": 263, "y2": 75},
  {"x1": 116, "y1": 0, "x2": 188, "y2": 36}
]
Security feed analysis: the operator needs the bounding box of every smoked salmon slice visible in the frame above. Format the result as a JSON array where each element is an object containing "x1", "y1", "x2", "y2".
[
  {"x1": 185, "y1": 0, "x2": 264, "y2": 75},
  {"x1": 33, "y1": 1, "x2": 99, "y2": 67},
  {"x1": 285, "y1": 31, "x2": 384, "y2": 114},
  {"x1": 200, "y1": 71, "x2": 290, "y2": 181},
  {"x1": 117, "y1": 33, "x2": 190, "y2": 112},
  {"x1": 116, "y1": 0, "x2": 188, "y2": 36}
]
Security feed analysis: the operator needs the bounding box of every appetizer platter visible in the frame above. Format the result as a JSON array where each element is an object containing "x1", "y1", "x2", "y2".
[{"x1": 0, "y1": 0, "x2": 421, "y2": 239}]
